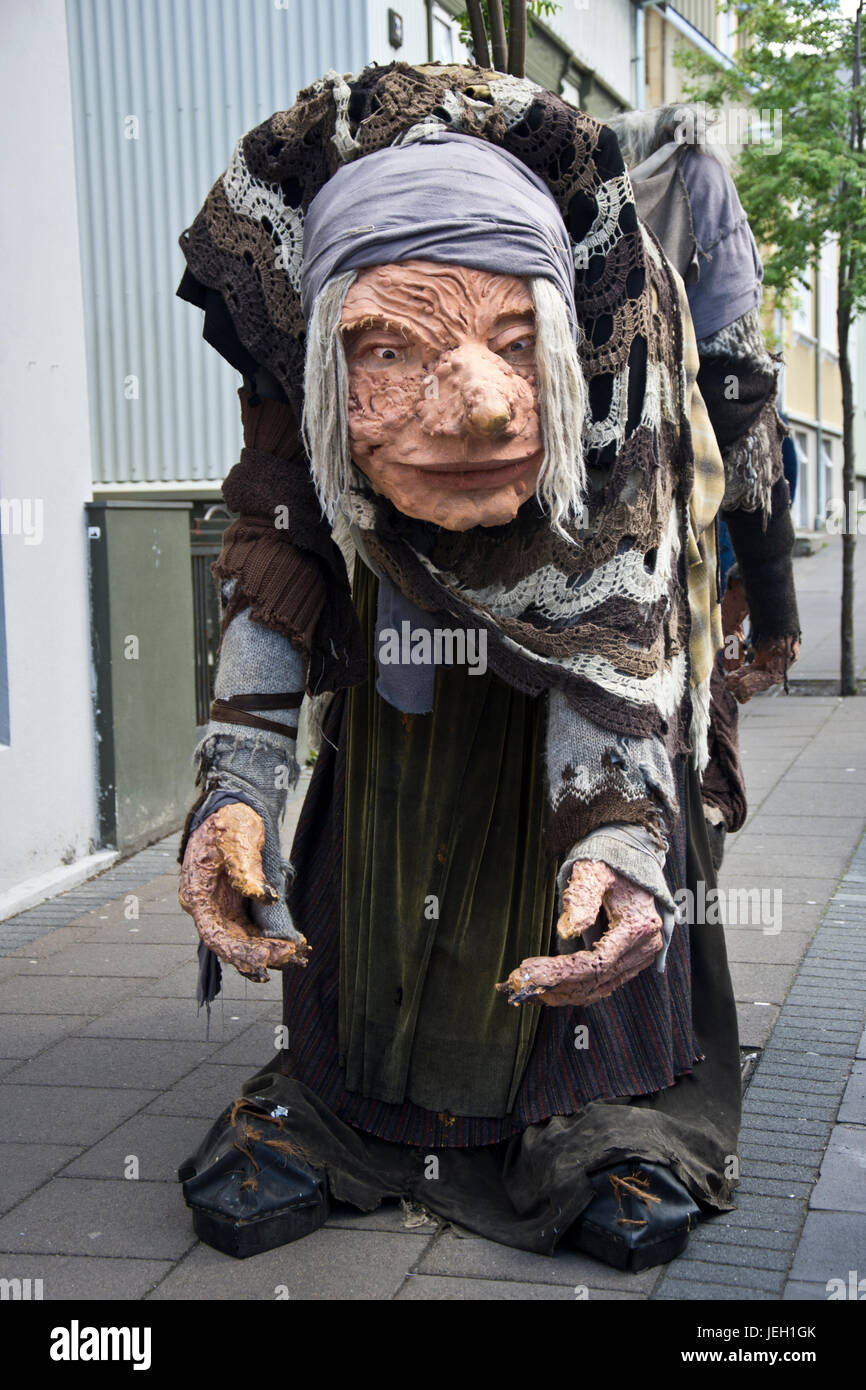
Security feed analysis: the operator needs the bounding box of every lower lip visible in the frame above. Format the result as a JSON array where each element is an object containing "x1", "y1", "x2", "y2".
[{"x1": 415, "y1": 457, "x2": 539, "y2": 491}]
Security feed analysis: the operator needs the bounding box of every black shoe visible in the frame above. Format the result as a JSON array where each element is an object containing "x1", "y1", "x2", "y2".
[
  {"x1": 569, "y1": 1161, "x2": 701, "y2": 1272},
  {"x1": 178, "y1": 1095, "x2": 329, "y2": 1259}
]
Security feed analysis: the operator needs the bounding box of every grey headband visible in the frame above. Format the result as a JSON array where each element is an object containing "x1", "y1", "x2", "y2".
[{"x1": 300, "y1": 131, "x2": 578, "y2": 337}]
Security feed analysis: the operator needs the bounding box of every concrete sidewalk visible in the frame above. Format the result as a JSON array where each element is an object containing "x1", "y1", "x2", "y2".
[{"x1": 0, "y1": 535, "x2": 865, "y2": 1301}]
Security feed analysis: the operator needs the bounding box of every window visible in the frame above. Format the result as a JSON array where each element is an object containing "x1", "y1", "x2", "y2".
[
  {"x1": 822, "y1": 436, "x2": 835, "y2": 517},
  {"x1": 560, "y1": 77, "x2": 581, "y2": 109},
  {"x1": 819, "y1": 239, "x2": 838, "y2": 355},
  {"x1": 792, "y1": 268, "x2": 814, "y2": 338},
  {"x1": 794, "y1": 430, "x2": 811, "y2": 530},
  {"x1": 716, "y1": 0, "x2": 739, "y2": 59},
  {"x1": 432, "y1": 4, "x2": 469, "y2": 65}
]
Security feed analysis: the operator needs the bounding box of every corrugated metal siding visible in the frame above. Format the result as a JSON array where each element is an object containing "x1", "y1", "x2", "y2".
[
  {"x1": 669, "y1": 1, "x2": 717, "y2": 45},
  {"x1": 66, "y1": 0, "x2": 375, "y2": 487}
]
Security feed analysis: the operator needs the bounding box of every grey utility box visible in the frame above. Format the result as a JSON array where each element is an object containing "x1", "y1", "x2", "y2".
[{"x1": 87, "y1": 500, "x2": 197, "y2": 854}]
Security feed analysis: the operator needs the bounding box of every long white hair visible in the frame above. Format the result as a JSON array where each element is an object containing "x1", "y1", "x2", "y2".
[
  {"x1": 302, "y1": 270, "x2": 587, "y2": 538},
  {"x1": 608, "y1": 102, "x2": 732, "y2": 172}
]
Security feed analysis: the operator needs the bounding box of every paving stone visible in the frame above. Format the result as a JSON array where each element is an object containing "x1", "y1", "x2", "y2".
[
  {"x1": 394, "y1": 1274, "x2": 637, "y2": 1300},
  {"x1": 205, "y1": 1018, "x2": 286, "y2": 1068},
  {"x1": 0, "y1": 1143, "x2": 82, "y2": 1214},
  {"x1": 738, "y1": 1141, "x2": 827, "y2": 1168},
  {"x1": 731, "y1": 963, "x2": 805, "y2": 1005},
  {"x1": 144, "y1": 1062, "x2": 257, "y2": 1118},
  {"x1": 4, "y1": 1038, "x2": 215, "y2": 1090},
  {"x1": 0, "y1": 1178, "x2": 196, "y2": 1259},
  {"x1": 655, "y1": 1278, "x2": 777, "y2": 1301},
  {"x1": 723, "y1": 930, "x2": 814, "y2": 966},
  {"x1": 746, "y1": 1074, "x2": 847, "y2": 1097},
  {"x1": 761, "y1": 1037, "x2": 855, "y2": 1060},
  {"x1": 0, "y1": 1254, "x2": 172, "y2": 1300},
  {"x1": 679, "y1": 1234, "x2": 792, "y2": 1272},
  {"x1": 416, "y1": 1231, "x2": 659, "y2": 1292},
  {"x1": 713, "y1": 1195, "x2": 805, "y2": 1232},
  {"x1": 728, "y1": 903, "x2": 824, "y2": 933},
  {"x1": 808, "y1": 1125, "x2": 866, "y2": 1213},
  {"x1": 72, "y1": 916, "x2": 194, "y2": 946},
  {"x1": 0, "y1": 1014, "x2": 96, "y2": 1060},
  {"x1": 61, "y1": 1114, "x2": 210, "y2": 1183},
  {"x1": 756, "y1": 1058, "x2": 850, "y2": 1082},
  {"x1": 736, "y1": 818, "x2": 861, "y2": 840},
  {"x1": 787, "y1": 1211, "x2": 866, "y2": 1284},
  {"x1": 723, "y1": 848, "x2": 852, "y2": 878},
  {"x1": 695, "y1": 1221, "x2": 793, "y2": 1253},
  {"x1": 739, "y1": 1112, "x2": 826, "y2": 1137},
  {"x1": 759, "y1": 786, "x2": 866, "y2": 818},
  {"x1": 0, "y1": 974, "x2": 142, "y2": 1015},
  {"x1": 80, "y1": 996, "x2": 275, "y2": 1044},
  {"x1": 736, "y1": 1177, "x2": 814, "y2": 1200},
  {"x1": 736, "y1": 1003, "x2": 780, "y2": 1048},
  {"x1": 0, "y1": 1084, "x2": 157, "y2": 1146},
  {"x1": 858, "y1": 1024, "x2": 866, "y2": 1060},
  {"x1": 782, "y1": 1280, "x2": 834, "y2": 1301},
  {"x1": 21, "y1": 944, "x2": 195, "y2": 977},
  {"x1": 665, "y1": 1257, "x2": 785, "y2": 1294},
  {"x1": 137, "y1": 965, "x2": 282, "y2": 1004},
  {"x1": 838, "y1": 1062, "x2": 866, "y2": 1122},
  {"x1": 148, "y1": 1228, "x2": 435, "y2": 1300},
  {"x1": 741, "y1": 1099, "x2": 840, "y2": 1124},
  {"x1": 1, "y1": 931, "x2": 94, "y2": 963},
  {"x1": 761, "y1": 1019, "x2": 864, "y2": 1041}
]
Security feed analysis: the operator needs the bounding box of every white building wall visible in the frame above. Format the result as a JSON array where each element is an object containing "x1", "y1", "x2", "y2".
[
  {"x1": 366, "y1": 0, "x2": 430, "y2": 64},
  {"x1": 547, "y1": 0, "x2": 635, "y2": 106},
  {"x1": 0, "y1": 0, "x2": 100, "y2": 897}
]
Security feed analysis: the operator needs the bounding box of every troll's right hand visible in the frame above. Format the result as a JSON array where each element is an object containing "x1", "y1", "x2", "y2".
[{"x1": 178, "y1": 803, "x2": 310, "y2": 982}]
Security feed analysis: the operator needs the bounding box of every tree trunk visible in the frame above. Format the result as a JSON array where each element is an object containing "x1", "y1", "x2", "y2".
[{"x1": 838, "y1": 242, "x2": 857, "y2": 696}]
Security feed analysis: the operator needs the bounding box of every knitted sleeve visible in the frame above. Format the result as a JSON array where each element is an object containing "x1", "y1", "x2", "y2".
[{"x1": 181, "y1": 583, "x2": 306, "y2": 942}]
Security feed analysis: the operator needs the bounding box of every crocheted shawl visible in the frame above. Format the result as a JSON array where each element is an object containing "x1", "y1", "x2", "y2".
[{"x1": 178, "y1": 62, "x2": 697, "y2": 816}]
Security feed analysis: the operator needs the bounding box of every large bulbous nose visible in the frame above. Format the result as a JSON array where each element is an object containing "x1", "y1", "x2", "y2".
[{"x1": 449, "y1": 346, "x2": 515, "y2": 438}]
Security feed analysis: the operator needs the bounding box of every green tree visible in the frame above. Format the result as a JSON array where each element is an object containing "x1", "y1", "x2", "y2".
[{"x1": 679, "y1": 0, "x2": 866, "y2": 694}]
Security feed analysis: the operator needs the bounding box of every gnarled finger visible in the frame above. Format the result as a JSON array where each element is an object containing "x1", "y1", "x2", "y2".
[
  {"x1": 214, "y1": 803, "x2": 277, "y2": 903},
  {"x1": 556, "y1": 860, "x2": 615, "y2": 942}
]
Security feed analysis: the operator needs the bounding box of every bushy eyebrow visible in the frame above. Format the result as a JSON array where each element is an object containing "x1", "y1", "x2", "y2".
[
  {"x1": 490, "y1": 310, "x2": 536, "y2": 330},
  {"x1": 340, "y1": 315, "x2": 415, "y2": 341}
]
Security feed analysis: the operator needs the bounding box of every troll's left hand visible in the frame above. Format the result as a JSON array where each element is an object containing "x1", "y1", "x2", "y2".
[{"x1": 496, "y1": 860, "x2": 662, "y2": 1009}]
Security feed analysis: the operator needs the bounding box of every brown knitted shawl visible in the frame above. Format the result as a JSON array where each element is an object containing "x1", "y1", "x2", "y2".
[{"x1": 179, "y1": 62, "x2": 695, "y2": 758}]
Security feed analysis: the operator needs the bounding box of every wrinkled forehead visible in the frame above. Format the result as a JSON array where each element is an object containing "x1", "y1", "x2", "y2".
[{"x1": 340, "y1": 260, "x2": 535, "y2": 343}]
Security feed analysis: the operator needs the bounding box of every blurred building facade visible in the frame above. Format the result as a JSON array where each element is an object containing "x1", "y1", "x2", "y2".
[{"x1": 1, "y1": 0, "x2": 862, "y2": 910}]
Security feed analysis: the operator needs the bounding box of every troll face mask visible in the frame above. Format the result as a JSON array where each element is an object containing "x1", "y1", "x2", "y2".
[
  {"x1": 340, "y1": 260, "x2": 542, "y2": 530},
  {"x1": 301, "y1": 132, "x2": 587, "y2": 534}
]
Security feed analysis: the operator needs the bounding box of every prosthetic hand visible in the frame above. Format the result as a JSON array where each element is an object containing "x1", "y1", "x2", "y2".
[
  {"x1": 177, "y1": 584, "x2": 311, "y2": 985},
  {"x1": 179, "y1": 802, "x2": 310, "y2": 983},
  {"x1": 721, "y1": 574, "x2": 800, "y2": 703},
  {"x1": 721, "y1": 474, "x2": 801, "y2": 704},
  {"x1": 497, "y1": 859, "x2": 663, "y2": 1009}
]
